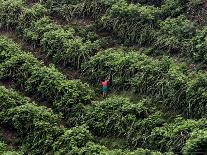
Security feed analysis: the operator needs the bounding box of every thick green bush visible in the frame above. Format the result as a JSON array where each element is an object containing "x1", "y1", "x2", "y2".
[
  {"x1": 154, "y1": 15, "x2": 196, "y2": 56},
  {"x1": 0, "y1": 141, "x2": 22, "y2": 155},
  {"x1": 182, "y1": 130, "x2": 207, "y2": 155},
  {"x1": 0, "y1": 86, "x2": 30, "y2": 112},
  {"x1": 0, "y1": 85, "x2": 63, "y2": 155},
  {"x1": 17, "y1": 3, "x2": 48, "y2": 34},
  {"x1": 0, "y1": 0, "x2": 24, "y2": 30},
  {"x1": 23, "y1": 17, "x2": 59, "y2": 46},
  {"x1": 160, "y1": 0, "x2": 185, "y2": 18},
  {"x1": 129, "y1": 0, "x2": 163, "y2": 6},
  {"x1": 0, "y1": 36, "x2": 22, "y2": 63},
  {"x1": 47, "y1": 0, "x2": 122, "y2": 22},
  {"x1": 0, "y1": 104, "x2": 61, "y2": 132},
  {"x1": 149, "y1": 116, "x2": 207, "y2": 152},
  {"x1": 69, "y1": 141, "x2": 174, "y2": 155},
  {"x1": 53, "y1": 126, "x2": 93, "y2": 154},
  {"x1": 40, "y1": 28, "x2": 100, "y2": 68},
  {"x1": 101, "y1": 2, "x2": 160, "y2": 45},
  {"x1": 191, "y1": 27, "x2": 207, "y2": 62},
  {"x1": 82, "y1": 96, "x2": 165, "y2": 147}
]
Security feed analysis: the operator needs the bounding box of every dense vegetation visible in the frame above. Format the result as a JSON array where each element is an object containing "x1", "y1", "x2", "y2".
[{"x1": 0, "y1": 0, "x2": 207, "y2": 154}]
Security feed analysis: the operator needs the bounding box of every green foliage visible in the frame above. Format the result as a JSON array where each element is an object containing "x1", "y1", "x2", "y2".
[
  {"x1": 40, "y1": 28, "x2": 100, "y2": 68},
  {"x1": 158, "y1": 15, "x2": 195, "y2": 40},
  {"x1": 0, "y1": 86, "x2": 30, "y2": 112},
  {"x1": 154, "y1": 15, "x2": 196, "y2": 55},
  {"x1": 0, "y1": 36, "x2": 22, "y2": 63},
  {"x1": 17, "y1": 15, "x2": 101, "y2": 69},
  {"x1": 49, "y1": 0, "x2": 122, "y2": 22},
  {"x1": 1, "y1": 1, "x2": 207, "y2": 154},
  {"x1": 0, "y1": 87, "x2": 92, "y2": 154},
  {"x1": 82, "y1": 48, "x2": 207, "y2": 118},
  {"x1": 129, "y1": 0, "x2": 163, "y2": 6},
  {"x1": 191, "y1": 27, "x2": 207, "y2": 62},
  {"x1": 101, "y1": 2, "x2": 160, "y2": 45},
  {"x1": 188, "y1": 0, "x2": 204, "y2": 10},
  {"x1": 186, "y1": 71, "x2": 207, "y2": 118},
  {"x1": 0, "y1": 142, "x2": 7, "y2": 153},
  {"x1": 0, "y1": 85, "x2": 62, "y2": 155},
  {"x1": 21, "y1": 121, "x2": 63, "y2": 155},
  {"x1": 0, "y1": 36, "x2": 94, "y2": 121},
  {"x1": 69, "y1": 141, "x2": 173, "y2": 155},
  {"x1": 160, "y1": 0, "x2": 185, "y2": 18},
  {"x1": 17, "y1": 3, "x2": 47, "y2": 34},
  {"x1": 0, "y1": 0, "x2": 24, "y2": 30},
  {"x1": 0, "y1": 104, "x2": 60, "y2": 132},
  {"x1": 23, "y1": 17, "x2": 59, "y2": 46},
  {"x1": 182, "y1": 130, "x2": 207, "y2": 154},
  {"x1": 149, "y1": 117, "x2": 207, "y2": 152},
  {"x1": 0, "y1": 141, "x2": 22, "y2": 155},
  {"x1": 82, "y1": 48, "x2": 154, "y2": 88},
  {"x1": 82, "y1": 96, "x2": 165, "y2": 147},
  {"x1": 53, "y1": 126, "x2": 93, "y2": 154}
]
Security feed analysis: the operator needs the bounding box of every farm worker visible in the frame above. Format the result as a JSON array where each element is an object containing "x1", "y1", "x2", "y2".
[{"x1": 101, "y1": 78, "x2": 110, "y2": 98}]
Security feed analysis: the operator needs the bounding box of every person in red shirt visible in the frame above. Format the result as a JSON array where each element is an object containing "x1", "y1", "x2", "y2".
[{"x1": 101, "y1": 78, "x2": 110, "y2": 97}]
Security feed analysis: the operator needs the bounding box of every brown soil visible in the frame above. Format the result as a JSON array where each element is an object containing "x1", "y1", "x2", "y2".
[
  {"x1": 26, "y1": 0, "x2": 39, "y2": 7},
  {"x1": 0, "y1": 125, "x2": 17, "y2": 149}
]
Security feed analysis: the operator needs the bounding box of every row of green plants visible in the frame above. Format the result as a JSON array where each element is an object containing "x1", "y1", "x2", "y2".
[
  {"x1": 100, "y1": 1, "x2": 207, "y2": 62},
  {"x1": 154, "y1": 14, "x2": 207, "y2": 62},
  {"x1": 35, "y1": 0, "x2": 207, "y2": 63},
  {"x1": 2, "y1": 42, "x2": 205, "y2": 153},
  {"x1": 0, "y1": 35, "x2": 94, "y2": 121},
  {"x1": 0, "y1": 23, "x2": 201, "y2": 155},
  {"x1": 74, "y1": 96, "x2": 165, "y2": 148},
  {"x1": 33, "y1": 0, "x2": 196, "y2": 21},
  {"x1": 149, "y1": 116, "x2": 207, "y2": 153},
  {"x1": 23, "y1": 16, "x2": 100, "y2": 68},
  {"x1": 82, "y1": 48, "x2": 207, "y2": 119},
  {"x1": 1, "y1": 0, "x2": 206, "y2": 117},
  {"x1": 1, "y1": 5, "x2": 207, "y2": 120},
  {"x1": 0, "y1": 84, "x2": 206, "y2": 154},
  {"x1": 0, "y1": 85, "x2": 172, "y2": 154},
  {"x1": 0, "y1": 1, "x2": 104, "y2": 69},
  {"x1": 182, "y1": 129, "x2": 207, "y2": 154},
  {"x1": 0, "y1": 0, "x2": 23, "y2": 30},
  {"x1": 0, "y1": 85, "x2": 90, "y2": 154},
  {"x1": 28, "y1": 0, "x2": 123, "y2": 22},
  {"x1": 100, "y1": 0, "x2": 187, "y2": 45},
  {"x1": 0, "y1": 0, "x2": 206, "y2": 153},
  {"x1": 67, "y1": 95, "x2": 207, "y2": 154},
  {"x1": 0, "y1": 86, "x2": 62, "y2": 154},
  {"x1": 101, "y1": 1, "x2": 160, "y2": 46}
]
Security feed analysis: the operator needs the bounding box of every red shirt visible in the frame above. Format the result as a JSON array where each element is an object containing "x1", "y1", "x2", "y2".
[{"x1": 101, "y1": 80, "x2": 109, "y2": 87}]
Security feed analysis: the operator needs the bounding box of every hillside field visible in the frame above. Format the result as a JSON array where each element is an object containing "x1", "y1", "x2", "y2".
[{"x1": 0, "y1": 0, "x2": 207, "y2": 154}]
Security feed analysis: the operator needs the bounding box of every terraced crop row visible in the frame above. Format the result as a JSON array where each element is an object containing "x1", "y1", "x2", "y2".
[
  {"x1": 1, "y1": 0, "x2": 207, "y2": 119},
  {"x1": 0, "y1": 85, "x2": 176, "y2": 154},
  {"x1": 1, "y1": 0, "x2": 207, "y2": 154},
  {"x1": 1, "y1": 83, "x2": 207, "y2": 154},
  {"x1": 1, "y1": 26, "x2": 204, "y2": 154},
  {"x1": 0, "y1": 1, "x2": 104, "y2": 70},
  {"x1": 2, "y1": 34, "x2": 206, "y2": 154},
  {"x1": 0, "y1": 36, "x2": 94, "y2": 122},
  {"x1": 83, "y1": 48, "x2": 207, "y2": 119},
  {"x1": 32, "y1": 0, "x2": 207, "y2": 64}
]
